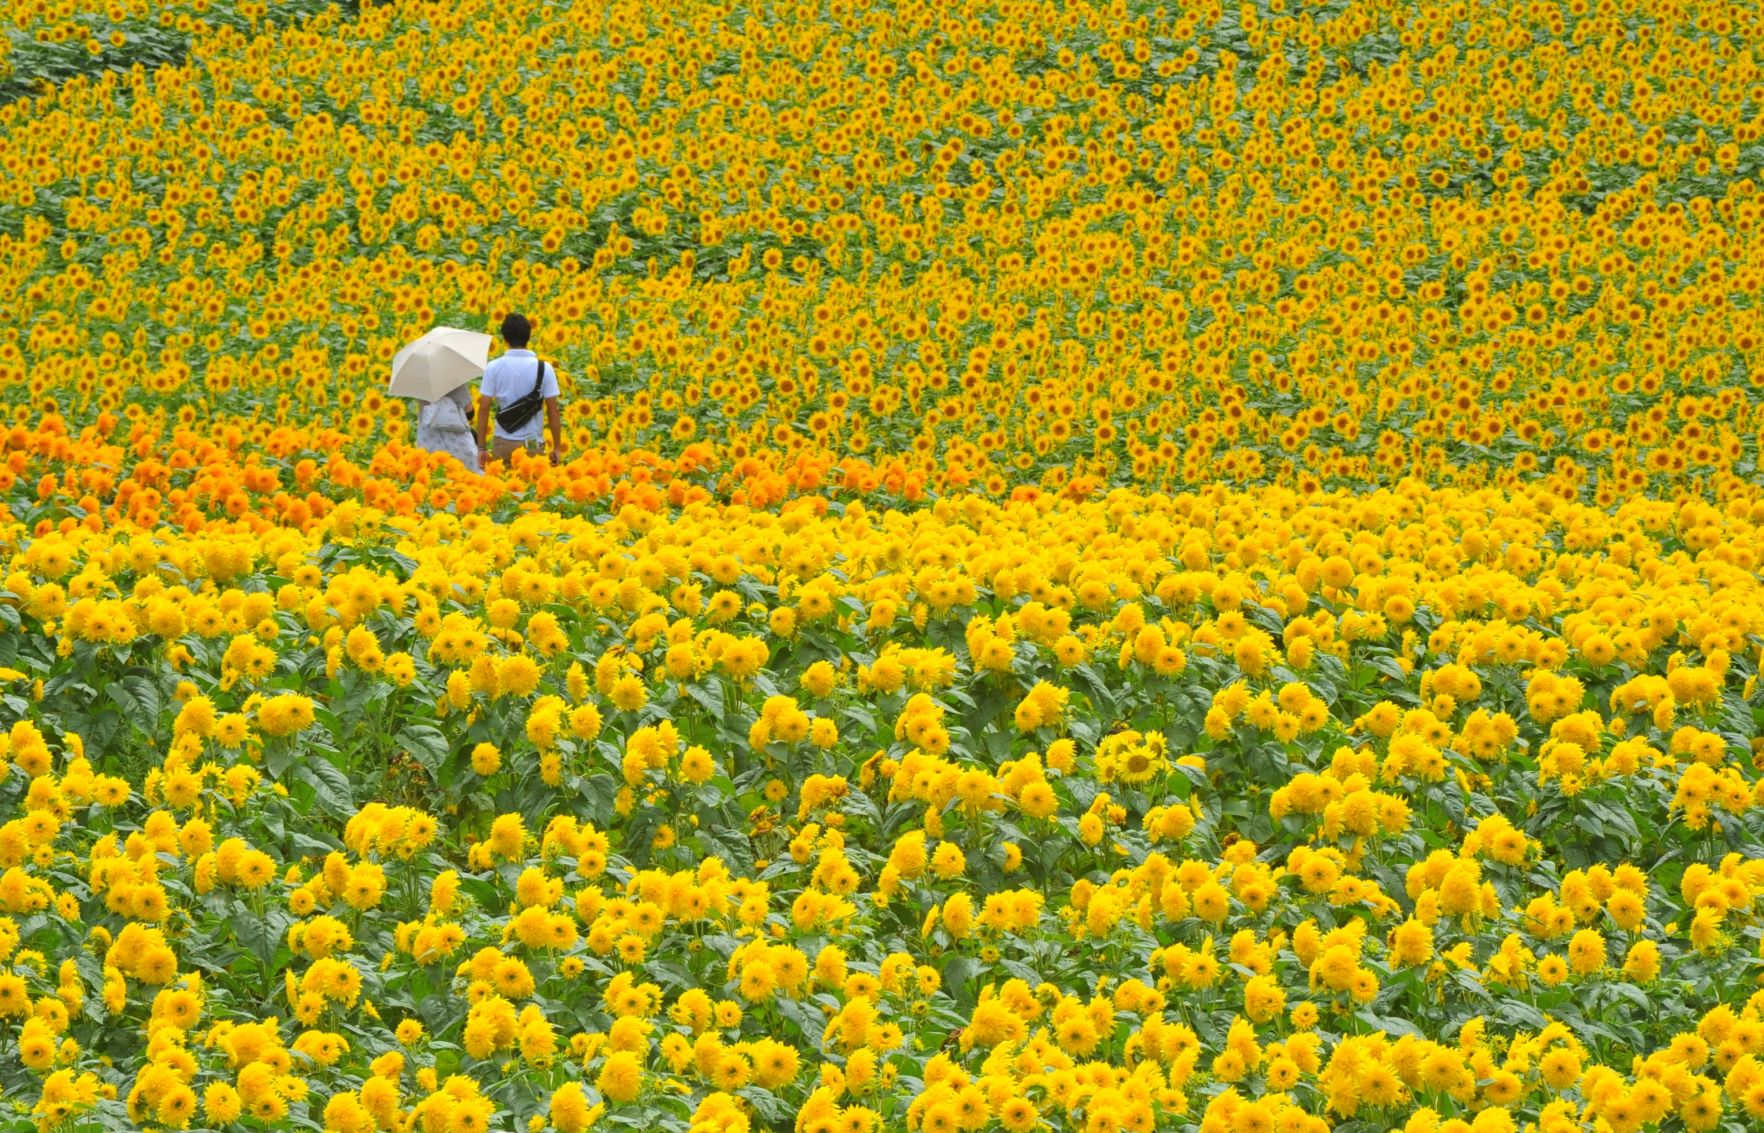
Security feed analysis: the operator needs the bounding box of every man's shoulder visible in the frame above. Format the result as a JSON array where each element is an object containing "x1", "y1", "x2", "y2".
[{"x1": 482, "y1": 354, "x2": 519, "y2": 386}]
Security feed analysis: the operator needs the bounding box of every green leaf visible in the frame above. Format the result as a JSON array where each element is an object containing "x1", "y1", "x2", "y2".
[
  {"x1": 234, "y1": 907, "x2": 292, "y2": 973},
  {"x1": 399, "y1": 724, "x2": 452, "y2": 777},
  {"x1": 296, "y1": 755, "x2": 357, "y2": 816},
  {"x1": 1497, "y1": 999, "x2": 1549, "y2": 1030},
  {"x1": 265, "y1": 739, "x2": 299, "y2": 779},
  {"x1": 1356, "y1": 1009, "x2": 1421, "y2": 1038}
]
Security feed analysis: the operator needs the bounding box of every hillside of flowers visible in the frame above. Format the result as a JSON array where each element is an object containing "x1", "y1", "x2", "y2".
[
  {"x1": 2, "y1": 1, "x2": 1764, "y2": 1132},
  {"x1": 4, "y1": 0, "x2": 1763, "y2": 499}
]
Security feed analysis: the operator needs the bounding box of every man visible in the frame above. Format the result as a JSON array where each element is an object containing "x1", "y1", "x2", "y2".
[{"x1": 475, "y1": 312, "x2": 562, "y2": 466}]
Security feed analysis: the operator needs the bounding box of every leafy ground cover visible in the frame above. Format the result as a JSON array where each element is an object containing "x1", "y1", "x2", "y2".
[{"x1": 1, "y1": 0, "x2": 347, "y2": 104}]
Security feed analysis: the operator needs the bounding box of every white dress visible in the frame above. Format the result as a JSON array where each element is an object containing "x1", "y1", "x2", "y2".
[{"x1": 413, "y1": 385, "x2": 482, "y2": 473}]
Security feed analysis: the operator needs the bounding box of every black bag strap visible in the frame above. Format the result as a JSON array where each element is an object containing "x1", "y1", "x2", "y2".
[{"x1": 530, "y1": 357, "x2": 545, "y2": 398}]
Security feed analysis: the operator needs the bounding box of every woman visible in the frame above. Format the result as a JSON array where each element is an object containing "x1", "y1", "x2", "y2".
[{"x1": 414, "y1": 383, "x2": 482, "y2": 473}]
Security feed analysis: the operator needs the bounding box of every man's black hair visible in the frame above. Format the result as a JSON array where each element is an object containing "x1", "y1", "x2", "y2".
[{"x1": 501, "y1": 313, "x2": 531, "y2": 348}]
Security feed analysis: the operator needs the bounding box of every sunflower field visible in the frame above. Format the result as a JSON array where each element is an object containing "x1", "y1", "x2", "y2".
[{"x1": 2, "y1": 0, "x2": 1764, "y2": 1131}]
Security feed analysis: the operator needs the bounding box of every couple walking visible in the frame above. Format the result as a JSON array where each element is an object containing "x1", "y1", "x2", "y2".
[{"x1": 416, "y1": 313, "x2": 562, "y2": 473}]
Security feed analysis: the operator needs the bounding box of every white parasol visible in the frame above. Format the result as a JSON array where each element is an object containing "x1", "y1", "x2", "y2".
[{"x1": 388, "y1": 327, "x2": 493, "y2": 401}]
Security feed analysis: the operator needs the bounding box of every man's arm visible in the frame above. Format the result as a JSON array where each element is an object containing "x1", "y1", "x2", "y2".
[{"x1": 545, "y1": 397, "x2": 562, "y2": 463}]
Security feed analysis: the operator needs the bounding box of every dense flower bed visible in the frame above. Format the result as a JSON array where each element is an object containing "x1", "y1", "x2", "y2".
[{"x1": 2, "y1": 481, "x2": 1763, "y2": 1132}]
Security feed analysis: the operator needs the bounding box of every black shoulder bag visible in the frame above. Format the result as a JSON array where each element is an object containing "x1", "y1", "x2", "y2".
[{"x1": 496, "y1": 357, "x2": 547, "y2": 434}]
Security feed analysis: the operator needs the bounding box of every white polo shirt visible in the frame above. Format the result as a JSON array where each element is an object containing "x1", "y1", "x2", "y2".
[{"x1": 478, "y1": 349, "x2": 559, "y2": 443}]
